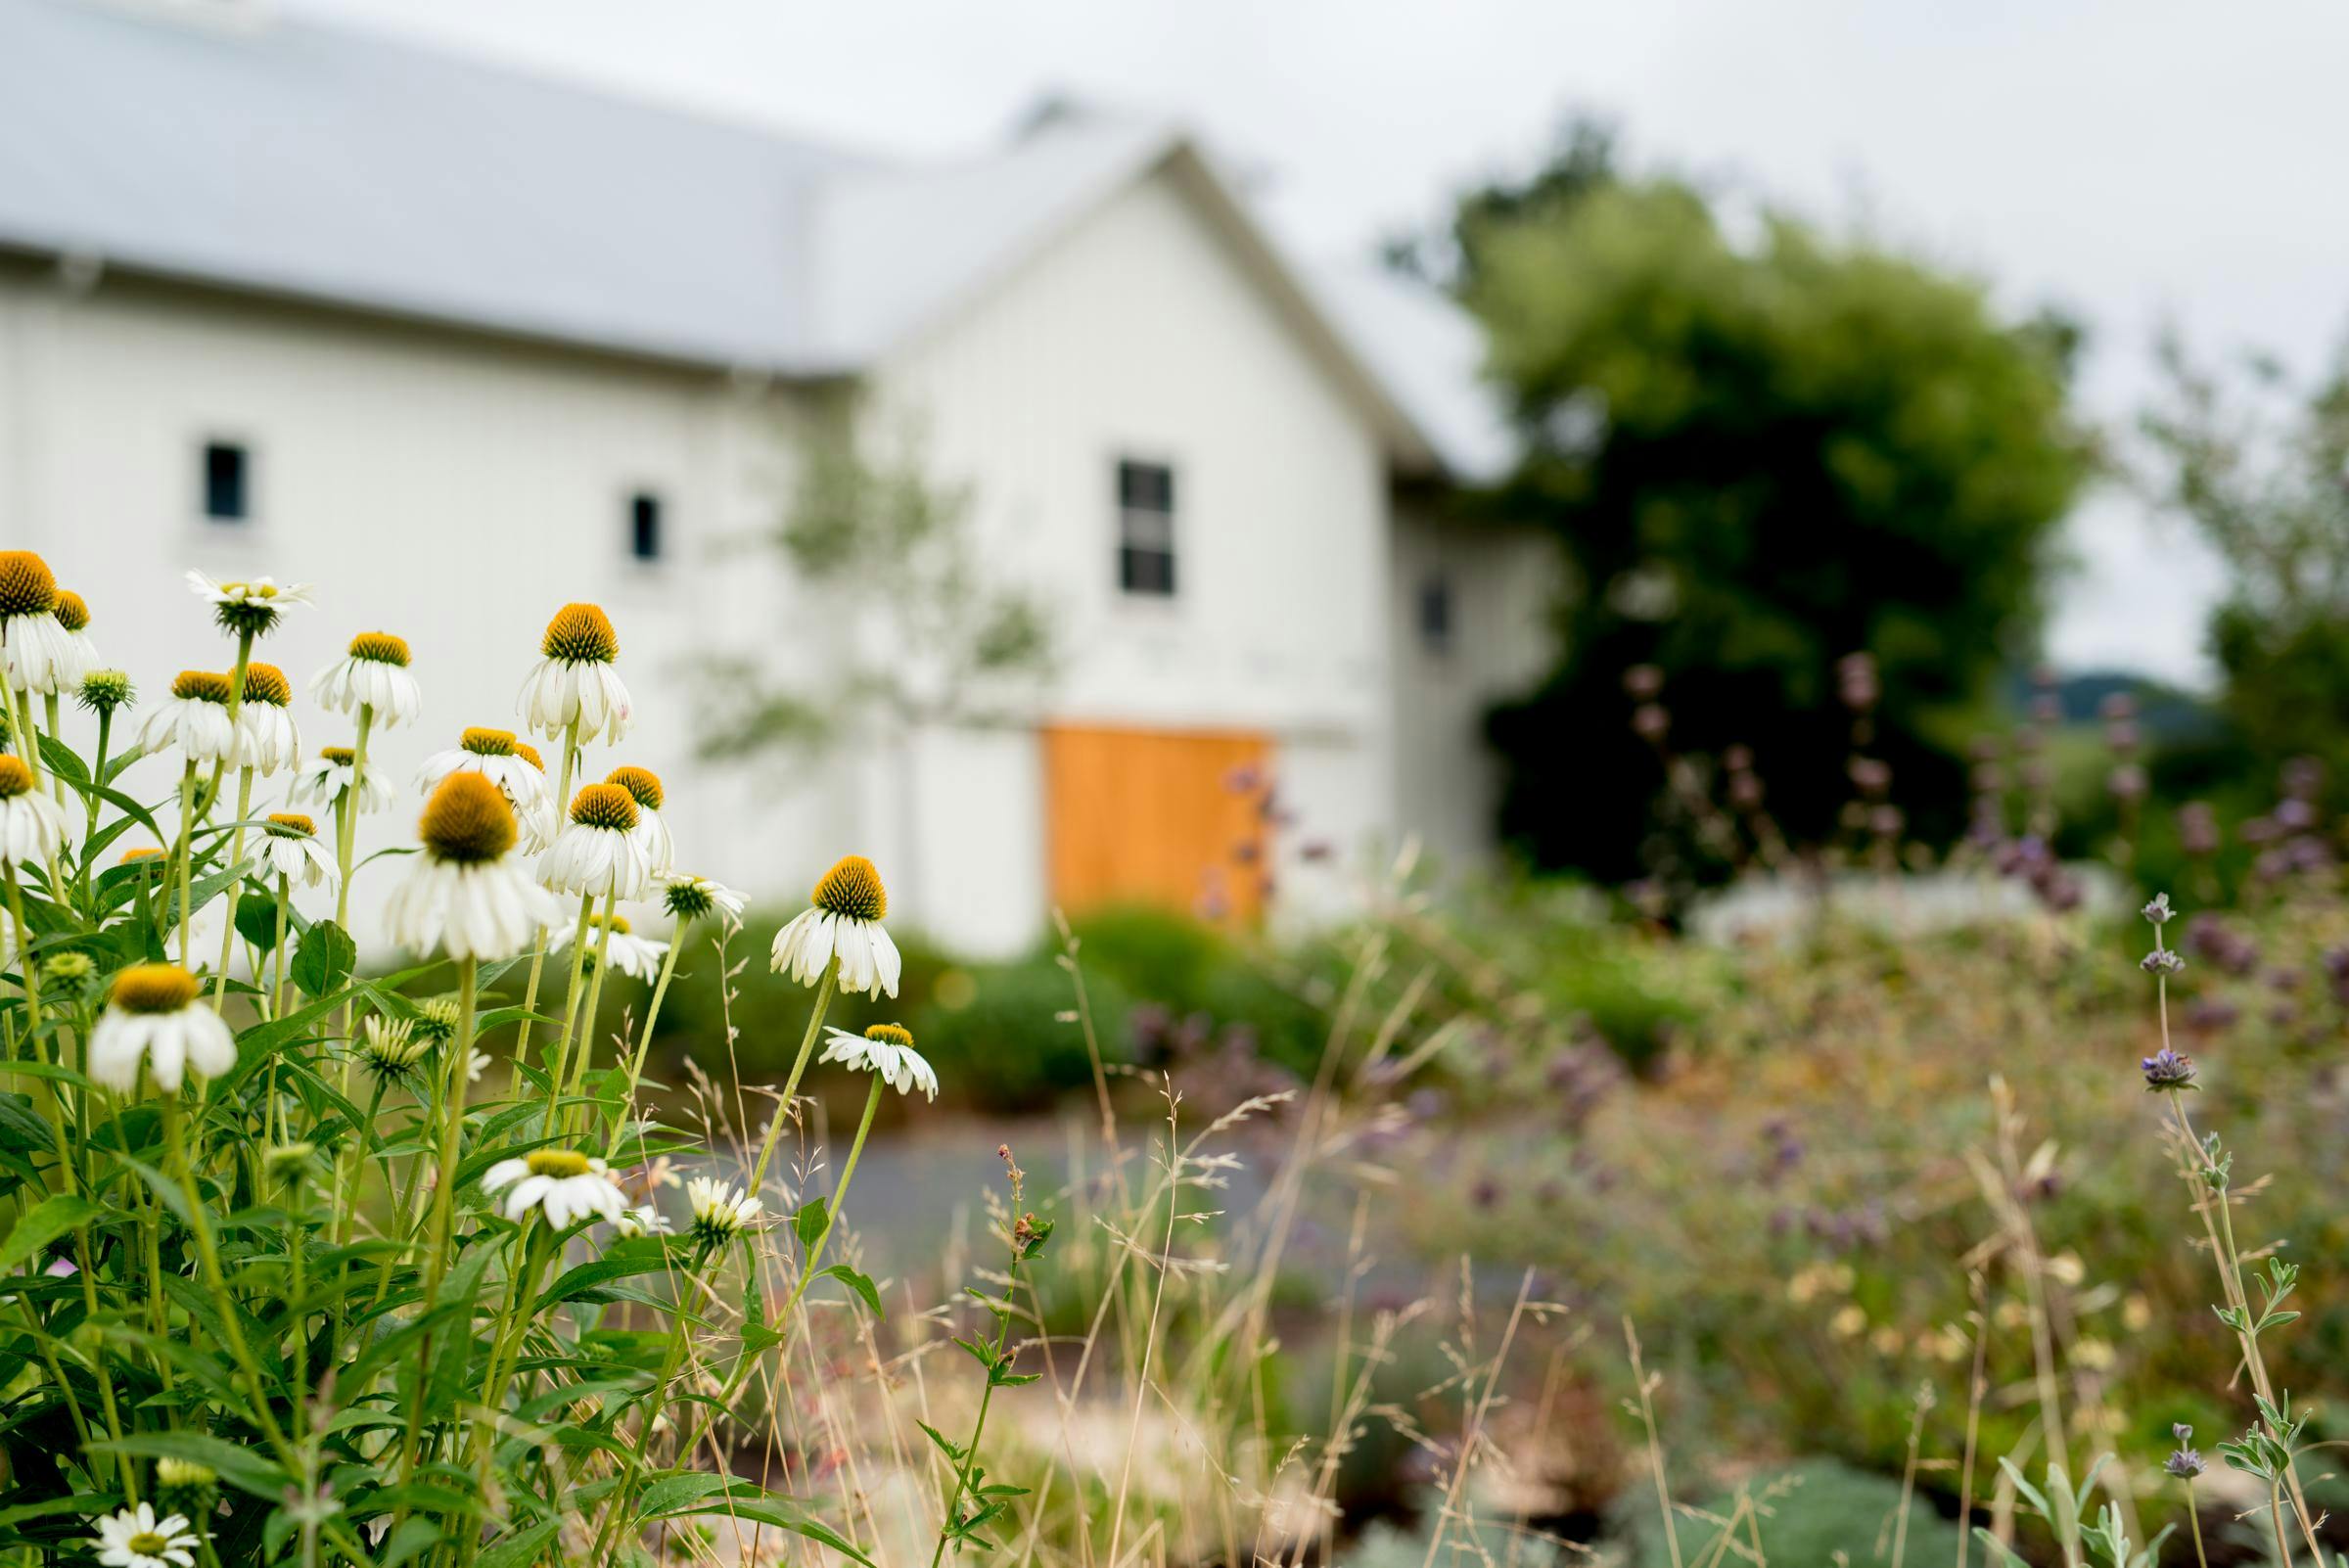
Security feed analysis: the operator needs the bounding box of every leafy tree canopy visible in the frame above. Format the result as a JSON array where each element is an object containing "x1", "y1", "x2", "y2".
[{"x1": 1440, "y1": 123, "x2": 2091, "y2": 880}]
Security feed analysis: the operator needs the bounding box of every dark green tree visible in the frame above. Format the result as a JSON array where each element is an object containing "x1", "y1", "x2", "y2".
[
  {"x1": 1443, "y1": 133, "x2": 2090, "y2": 879},
  {"x1": 2140, "y1": 335, "x2": 2349, "y2": 792}
]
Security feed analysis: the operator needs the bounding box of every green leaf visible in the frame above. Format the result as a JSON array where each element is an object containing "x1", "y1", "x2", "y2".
[
  {"x1": 916, "y1": 1420, "x2": 966, "y2": 1462},
  {"x1": 377, "y1": 1519, "x2": 442, "y2": 1568},
  {"x1": 234, "y1": 886, "x2": 285, "y2": 952},
  {"x1": 818, "y1": 1264, "x2": 883, "y2": 1318},
  {"x1": 0, "y1": 1192, "x2": 101, "y2": 1274},
  {"x1": 794, "y1": 1196, "x2": 829, "y2": 1250},
  {"x1": 90, "y1": 1433, "x2": 290, "y2": 1498},
  {"x1": 292, "y1": 920, "x2": 356, "y2": 997},
  {"x1": 473, "y1": 1519, "x2": 561, "y2": 1568}
]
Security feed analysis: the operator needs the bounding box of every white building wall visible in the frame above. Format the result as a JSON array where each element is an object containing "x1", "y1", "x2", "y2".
[
  {"x1": 1389, "y1": 501, "x2": 1557, "y2": 875},
  {"x1": 871, "y1": 165, "x2": 1398, "y2": 945},
  {"x1": 0, "y1": 264, "x2": 841, "y2": 942}
]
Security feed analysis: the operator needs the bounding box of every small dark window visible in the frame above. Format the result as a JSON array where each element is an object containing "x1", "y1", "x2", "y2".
[
  {"x1": 1417, "y1": 573, "x2": 1453, "y2": 653},
  {"x1": 627, "y1": 492, "x2": 663, "y2": 562},
  {"x1": 203, "y1": 441, "x2": 249, "y2": 522},
  {"x1": 1116, "y1": 458, "x2": 1175, "y2": 597}
]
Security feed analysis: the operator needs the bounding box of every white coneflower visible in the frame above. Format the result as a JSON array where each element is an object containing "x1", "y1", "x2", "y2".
[
  {"x1": 382, "y1": 772, "x2": 560, "y2": 961},
  {"x1": 234, "y1": 662, "x2": 301, "y2": 775},
  {"x1": 355, "y1": 1014, "x2": 430, "y2": 1086},
  {"x1": 603, "y1": 765, "x2": 674, "y2": 876},
  {"x1": 185, "y1": 571, "x2": 313, "y2": 638},
  {"x1": 89, "y1": 963, "x2": 236, "y2": 1094},
  {"x1": 663, "y1": 872, "x2": 746, "y2": 931},
  {"x1": 818, "y1": 1022, "x2": 939, "y2": 1100},
  {"x1": 553, "y1": 910, "x2": 668, "y2": 980},
  {"x1": 134, "y1": 670, "x2": 239, "y2": 763},
  {"x1": 88, "y1": 1502, "x2": 205, "y2": 1568},
  {"x1": 0, "y1": 755, "x2": 70, "y2": 868},
  {"x1": 613, "y1": 1203, "x2": 672, "y2": 1238},
  {"x1": 415, "y1": 727, "x2": 557, "y2": 852},
  {"x1": 50, "y1": 589, "x2": 101, "y2": 689},
  {"x1": 0, "y1": 551, "x2": 72, "y2": 695},
  {"x1": 311, "y1": 629, "x2": 423, "y2": 726},
  {"x1": 518, "y1": 602, "x2": 631, "y2": 745},
  {"x1": 538, "y1": 782, "x2": 652, "y2": 901},
  {"x1": 481, "y1": 1148, "x2": 628, "y2": 1229},
  {"x1": 685, "y1": 1175, "x2": 761, "y2": 1248},
  {"x1": 771, "y1": 854, "x2": 901, "y2": 998},
  {"x1": 254, "y1": 812, "x2": 338, "y2": 891},
  {"x1": 290, "y1": 744, "x2": 394, "y2": 815}
]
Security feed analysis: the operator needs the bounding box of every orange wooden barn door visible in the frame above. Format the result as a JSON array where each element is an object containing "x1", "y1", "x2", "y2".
[{"x1": 1041, "y1": 724, "x2": 1271, "y2": 923}]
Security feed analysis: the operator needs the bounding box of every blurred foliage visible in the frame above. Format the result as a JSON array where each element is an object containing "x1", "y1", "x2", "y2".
[
  {"x1": 1618, "y1": 1459, "x2": 1962, "y2": 1568},
  {"x1": 2141, "y1": 333, "x2": 2349, "y2": 797},
  {"x1": 1424, "y1": 119, "x2": 2091, "y2": 879},
  {"x1": 693, "y1": 411, "x2": 1054, "y2": 764},
  {"x1": 652, "y1": 902, "x2": 1330, "y2": 1113},
  {"x1": 1394, "y1": 882, "x2": 2349, "y2": 1528}
]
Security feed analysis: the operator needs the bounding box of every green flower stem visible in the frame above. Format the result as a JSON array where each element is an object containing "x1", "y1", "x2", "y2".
[
  {"x1": 511, "y1": 717, "x2": 580, "y2": 1067},
  {"x1": 4, "y1": 862, "x2": 69, "y2": 1198},
  {"x1": 270, "y1": 873, "x2": 291, "y2": 1021},
  {"x1": 161, "y1": 1094, "x2": 298, "y2": 1465},
  {"x1": 171, "y1": 761, "x2": 198, "y2": 970},
  {"x1": 395, "y1": 954, "x2": 479, "y2": 1496},
  {"x1": 41, "y1": 692, "x2": 63, "y2": 806},
  {"x1": 3, "y1": 623, "x2": 44, "y2": 789},
  {"x1": 193, "y1": 628, "x2": 254, "y2": 820},
  {"x1": 78, "y1": 706, "x2": 111, "y2": 905},
  {"x1": 558, "y1": 888, "x2": 623, "y2": 1126},
  {"x1": 668, "y1": 972, "x2": 848, "y2": 1470},
  {"x1": 328, "y1": 703, "x2": 373, "y2": 1105},
  {"x1": 929, "y1": 1201, "x2": 1033, "y2": 1568},
  {"x1": 539, "y1": 893, "x2": 595, "y2": 1124},
  {"x1": 772, "y1": 1074, "x2": 881, "y2": 1330},
  {"x1": 604, "y1": 929, "x2": 685, "y2": 1158},
  {"x1": 745, "y1": 963, "x2": 837, "y2": 1197},
  {"x1": 2183, "y1": 1477, "x2": 2208, "y2": 1568},
  {"x1": 462, "y1": 1221, "x2": 558, "y2": 1479},
  {"x1": 587, "y1": 1245, "x2": 723, "y2": 1565},
  {"x1": 208, "y1": 764, "x2": 255, "y2": 1011}
]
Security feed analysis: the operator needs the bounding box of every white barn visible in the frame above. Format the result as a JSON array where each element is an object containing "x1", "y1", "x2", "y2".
[{"x1": 0, "y1": 0, "x2": 1551, "y2": 954}]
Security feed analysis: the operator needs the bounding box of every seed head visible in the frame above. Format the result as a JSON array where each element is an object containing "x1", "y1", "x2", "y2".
[
  {"x1": 568, "y1": 782, "x2": 639, "y2": 832},
  {"x1": 541, "y1": 603, "x2": 619, "y2": 664},
  {"x1": 0, "y1": 552, "x2": 57, "y2": 618},
  {"x1": 53, "y1": 589, "x2": 90, "y2": 631},
  {"x1": 76, "y1": 669, "x2": 134, "y2": 715},
  {"x1": 0, "y1": 756, "x2": 31, "y2": 800},
  {"x1": 605, "y1": 764, "x2": 664, "y2": 811},
  {"x1": 110, "y1": 963, "x2": 202, "y2": 1016},
  {"x1": 265, "y1": 812, "x2": 316, "y2": 838},
  {"x1": 347, "y1": 630, "x2": 410, "y2": 666},
  {"x1": 242, "y1": 662, "x2": 293, "y2": 706},
  {"x1": 170, "y1": 670, "x2": 233, "y2": 705},
  {"x1": 460, "y1": 726, "x2": 518, "y2": 757},
  {"x1": 864, "y1": 1022, "x2": 914, "y2": 1047},
  {"x1": 419, "y1": 772, "x2": 517, "y2": 863},
  {"x1": 811, "y1": 854, "x2": 887, "y2": 922}
]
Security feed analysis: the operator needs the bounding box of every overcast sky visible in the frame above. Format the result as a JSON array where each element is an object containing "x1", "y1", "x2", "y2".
[{"x1": 296, "y1": 0, "x2": 2349, "y2": 688}]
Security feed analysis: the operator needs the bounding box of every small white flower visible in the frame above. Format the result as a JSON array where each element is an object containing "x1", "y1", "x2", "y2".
[
  {"x1": 312, "y1": 631, "x2": 424, "y2": 726},
  {"x1": 554, "y1": 910, "x2": 668, "y2": 980},
  {"x1": 49, "y1": 588, "x2": 101, "y2": 690},
  {"x1": 254, "y1": 812, "x2": 339, "y2": 891},
  {"x1": 538, "y1": 783, "x2": 652, "y2": 901},
  {"x1": 481, "y1": 1148, "x2": 628, "y2": 1229},
  {"x1": 613, "y1": 1203, "x2": 672, "y2": 1238},
  {"x1": 89, "y1": 964, "x2": 237, "y2": 1094},
  {"x1": 467, "y1": 1047, "x2": 491, "y2": 1084},
  {"x1": 603, "y1": 765, "x2": 674, "y2": 877},
  {"x1": 662, "y1": 872, "x2": 746, "y2": 931},
  {"x1": 135, "y1": 670, "x2": 240, "y2": 763},
  {"x1": 185, "y1": 570, "x2": 314, "y2": 634},
  {"x1": 819, "y1": 1023, "x2": 939, "y2": 1100},
  {"x1": 291, "y1": 745, "x2": 394, "y2": 815},
  {"x1": 0, "y1": 755, "x2": 69, "y2": 868},
  {"x1": 686, "y1": 1175, "x2": 762, "y2": 1246},
  {"x1": 233, "y1": 663, "x2": 301, "y2": 776},
  {"x1": 416, "y1": 727, "x2": 557, "y2": 852},
  {"x1": 0, "y1": 551, "x2": 71, "y2": 694},
  {"x1": 771, "y1": 854, "x2": 900, "y2": 998},
  {"x1": 383, "y1": 774, "x2": 562, "y2": 962},
  {"x1": 518, "y1": 603, "x2": 631, "y2": 745},
  {"x1": 89, "y1": 1501, "x2": 205, "y2": 1568}
]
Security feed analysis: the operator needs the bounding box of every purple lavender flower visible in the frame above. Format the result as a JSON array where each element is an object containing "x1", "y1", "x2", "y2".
[
  {"x1": 2141, "y1": 948, "x2": 2186, "y2": 977},
  {"x1": 2142, "y1": 893, "x2": 2174, "y2": 925},
  {"x1": 2164, "y1": 1444, "x2": 2205, "y2": 1479},
  {"x1": 2142, "y1": 1048, "x2": 2197, "y2": 1091}
]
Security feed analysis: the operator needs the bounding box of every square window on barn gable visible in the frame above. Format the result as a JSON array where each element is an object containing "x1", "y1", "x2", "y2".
[{"x1": 1116, "y1": 458, "x2": 1176, "y2": 597}]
